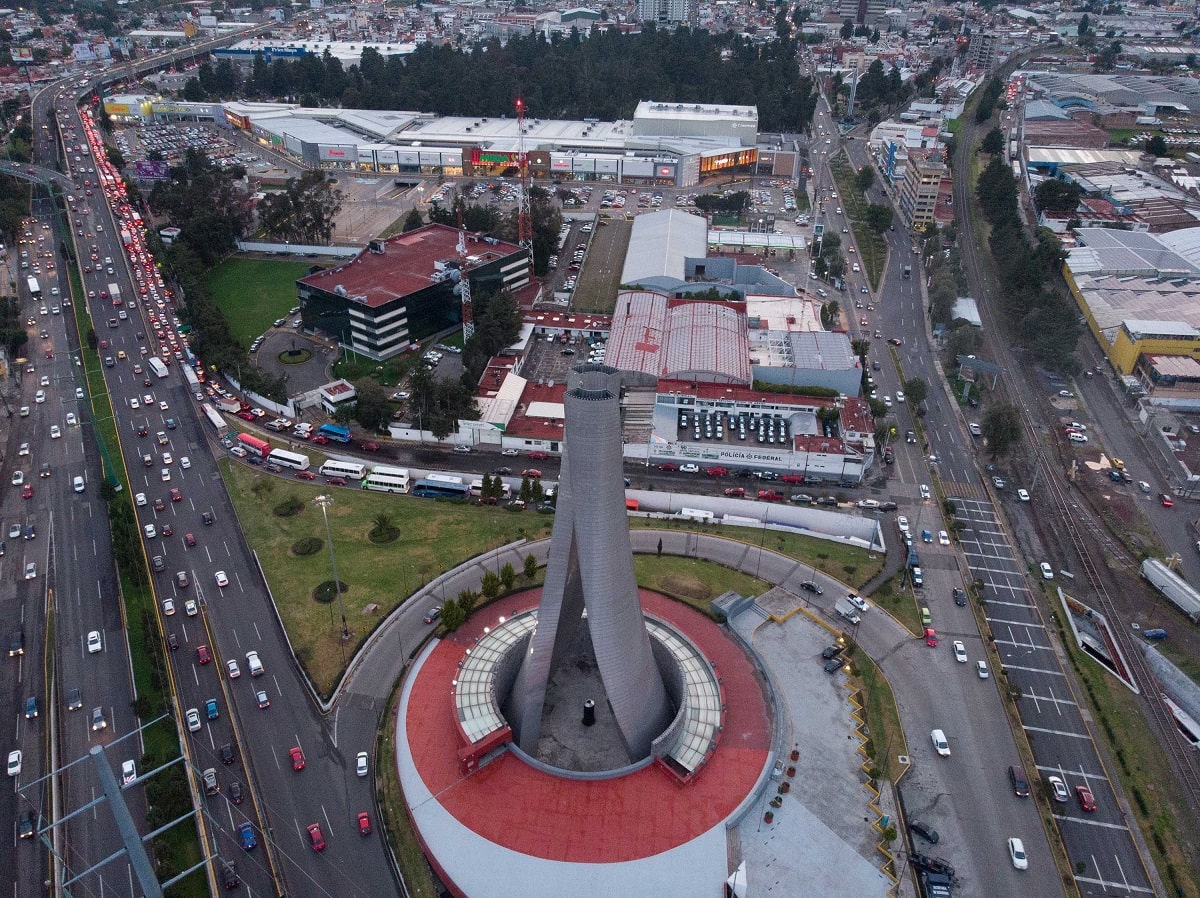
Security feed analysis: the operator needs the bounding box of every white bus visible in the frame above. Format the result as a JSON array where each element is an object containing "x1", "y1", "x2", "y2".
[
  {"x1": 362, "y1": 465, "x2": 411, "y2": 494},
  {"x1": 469, "y1": 479, "x2": 512, "y2": 498},
  {"x1": 267, "y1": 448, "x2": 311, "y2": 471},
  {"x1": 319, "y1": 459, "x2": 367, "y2": 481}
]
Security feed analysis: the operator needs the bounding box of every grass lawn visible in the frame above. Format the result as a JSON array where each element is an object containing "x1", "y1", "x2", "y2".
[
  {"x1": 633, "y1": 555, "x2": 771, "y2": 613},
  {"x1": 571, "y1": 218, "x2": 632, "y2": 314},
  {"x1": 852, "y1": 651, "x2": 909, "y2": 782},
  {"x1": 828, "y1": 153, "x2": 888, "y2": 290},
  {"x1": 206, "y1": 258, "x2": 313, "y2": 346},
  {"x1": 220, "y1": 460, "x2": 555, "y2": 694}
]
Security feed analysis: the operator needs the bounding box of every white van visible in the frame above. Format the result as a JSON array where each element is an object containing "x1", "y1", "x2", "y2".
[
  {"x1": 72, "y1": 476, "x2": 85, "y2": 493},
  {"x1": 246, "y1": 651, "x2": 264, "y2": 677}
]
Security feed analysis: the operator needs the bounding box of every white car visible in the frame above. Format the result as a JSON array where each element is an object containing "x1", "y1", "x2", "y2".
[
  {"x1": 185, "y1": 600, "x2": 198, "y2": 617},
  {"x1": 1040, "y1": 562, "x2": 1054, "y2": 580},
  {"x1": 143, "y1": 523, "x2": 157, "y2": 539},
  {"x1": 847, "y1": 593, "x2": 869, "y2": 613},
  {"x1": 976, "y1": 660, "x2": 990, "y2": 679},
  {"x1": 1008, "y1": 837, "x2": 1028, "y2": 870},
  {"x1": 25, "y1": 562, "x2": 37, "y2": 580},
  {"x1": 18, "y1": 442, "x2": 29, "y2": 456},
  {"x1": 883, "y1": 395, "x2": 892, "y2": 407},
  {"x1": 66, "y1": 412, "x2": 77, "y2": 426},
  {"x1": 215, "y1": 571, "x2": 229, "y2": 588},
  {"x1": 87, "y1": 630, "x2": 102, "y2": 654},
  {"x1": 679, "y1": 463, "x2": 700, "y2": 474},
  {"x1": 930, "y1": 729, "x2": 951, "y2": 757},
  {"x1": 121, "y1": 759, "x2": 137, "y2": 785},
  {"x1": 136, "y1": 492, "x2": 147, "y2": 506},
  {"x1": 1047, "y1": 775, "x2": 1069, "y2": 803},
  {"x1": 162, "y1": 598, "x2": 176, "y2": 616},
  {"x1": 11, "y1": 471, "x2": 23, "y2": 486},
  {"x1": 180, "y1": 456, "x2": 191, "y2": 469},
  {"x1": 968, "y1": 422, "x2": 982, "y2": 436},
  {"x1": 34, "y1": 390, "x2": 45, "y2": 404},
  {"x1": 919, "y1": 484, "x2": 931, "y2": 500},
  {"x1": 1068, "y1": 432, "x2": 1088, "y2": 443},
  {"x1": 1017, "y1": 489, "x2": 1030, "y2": 502},
  {"x1": 227, "y1": 658, "x2": 241, "y2": 679},
  {"x1": 163, "y1": 452, "x2": 173, "y2": 465},
  {"x1": 356, "y1": 751, "x2": 369, "y2": 777},
  {"x1": 49, "y1": 425, "x2": 61, "y2": 439},
  {"x1": 7, "y1": 749, "x2": 22, "y2": 777},
  {"x1": 952, "y1": 641, "x2": 967, "y2": 663},
  {"x1": 186, "y1": 708, "x2": 201, "y2": 732},
  {"x1": 895, "y1": 390, "x2": 905, "y2": 402},
  {"x1": 501, "y1": 448, "x2": 519, "y2": 456},
  {"x1": 130, "y1": 398, "x2": 140, "y2": 409},
  {"x1": 897, "y1": 516, "x2": 909, "y2": 534},
  {"x1": 158, "y1": 400, "x2": 169, "y2": 411},
  {"x1": 938, "y1": 530, "x2": 950, "y2": 546}
]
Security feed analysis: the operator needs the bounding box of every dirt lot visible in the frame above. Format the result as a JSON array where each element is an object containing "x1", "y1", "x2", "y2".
[{"x1": 570, "y1": 218, "x2": 632, "y2": 314}]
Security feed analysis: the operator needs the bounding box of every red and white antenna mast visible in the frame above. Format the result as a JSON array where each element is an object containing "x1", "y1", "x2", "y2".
[
  {"x1": 457, "y1": 207, "x2": 473, "y2": 341},
  {"x1": 515, "y1": 97, "x2": 533, "y2": 272}
]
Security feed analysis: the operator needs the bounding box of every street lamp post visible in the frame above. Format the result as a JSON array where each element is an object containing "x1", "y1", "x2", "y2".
[{"x1": 314, "y1": 494, "x2": 350, "y2": 646}]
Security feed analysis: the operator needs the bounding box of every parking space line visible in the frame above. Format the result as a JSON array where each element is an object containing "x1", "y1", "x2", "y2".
[
  {"x1": 1001, "y1": 663, "x2": 1065, "y2": 676},
  {"x1": 1056, "y1": 815, "x2": 1131, "y2": 831},
  {"x1": 1024, "y1": 724, "x2": 1094, "y2": 739},
  {"x1": 1075, "y1": 873, "x2": 1154, "y2": 893},
  {"x1": 987, "y1": 616, "x2": 1045, "y2": 628},
  {"x1": 1021, "y1": 688, "x2": 1077, "y2": 714}
]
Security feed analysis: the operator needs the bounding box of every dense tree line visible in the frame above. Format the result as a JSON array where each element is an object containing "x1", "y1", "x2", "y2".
[
  {"x1": 148, "y1": 148, "x2": 252, "y2": 265},
  {"x1": 975, "y1": 143, "x2": 1082, "y2": 376},
  {"x1": 257, "y1": 171, "x2": 343, "y2": 244},
  {"x1": 423, "y1": 184, "x2": 563, "y2": 276},
  {"x1": 974, "y1": 77, "x2": 1005, "y2": 124},
  {"x1": 183, "y1": 28, "x2": 818, "y2": 132}
]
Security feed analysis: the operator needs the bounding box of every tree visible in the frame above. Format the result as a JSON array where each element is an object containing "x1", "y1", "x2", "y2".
[
  {"x1": 865, "y1": 203, "x2": 893, "y2": 233},
  {"x1": 855, "y1": 166, "x2": 875, "y2": 191},
  {"x1": 351, "y1": 380, "x2": 393, "y2": 432},
  {"x1": 499, "y1": 562, "x2": 516, "y2": 592},
  {"x1": 401, "y1": 208, "x2": 424, "y2": 232},
  {"x1": 257, "y1": 171, "x2": 343, "y2": 244},
  {"x1": 457, "y1": 589, "x2": 479, "y2": 615},
  {"x1": 440, "y1": 600, "x2": 466, "y2": 631},
  {"x1": 841, "y1": 19, "x2": 853, "y2": 39},
  {"x1": 981, "y1": 127, "x2": 1005, "y2": 156},
  {"x1": 480, "y1": 570, "x2": 501, "y2": 599},
  {"x1": 902, "y1": 377, "x2": 928, "y2": 405},
  {"x1": 523, "y1": 553, "x2": 538, "y2": 579},
  {"x1": 1034, "y1": 178, "x2": 1082, "y2": 212},
  {"x1": 1145, "y1": 134, "x2": 1167, "y2": 157},
  {"x1": 1078, "y1": 13, "x2": 1091, "y2": 36},
  {"x1": 981, "y1": 403, "x2": 1022, "y2": 458}
]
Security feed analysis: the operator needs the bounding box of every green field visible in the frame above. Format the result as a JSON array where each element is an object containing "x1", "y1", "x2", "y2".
[{"x1": 206, "y1": 258, "x2": 312, "y2": 346}]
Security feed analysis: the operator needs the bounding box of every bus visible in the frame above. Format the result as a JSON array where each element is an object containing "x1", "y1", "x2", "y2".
[
  {"x1": 267, "y1": 448, "x2": 311, "y2": 471},
  {"x1": 26, "y1": 277, "x2": 40, "y2": 299},
  {"x1": 412, "y1": 477, "x2": 470, "y2": 499},
  {"x1": 320, "y1": 459, "x2": 367, "y2": 481},
  {"x1": 362, "y1": 465, "x2": 411, "y2": 494},
  {"x1": 318, "y1": 424, "x2": 352, "y2": 443},
  {"x1": 202, "y1": 404, "x2": 228, "y2": 435},
  {"x1": 469, "y1": 479, "x2": 512, "y2": 499},
  {"x1": 237, "y1": 433, "x2": 271, "y2": 458}
]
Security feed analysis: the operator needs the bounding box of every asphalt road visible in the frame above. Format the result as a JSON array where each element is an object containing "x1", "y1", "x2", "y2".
[{"x1": 11, "y1": 76, "x2": 399, "y2": 898}]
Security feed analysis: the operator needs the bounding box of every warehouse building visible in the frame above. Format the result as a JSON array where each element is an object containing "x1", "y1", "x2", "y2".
[{"x1": 296, "y1": 225, "x2": 528, "y2": 361}]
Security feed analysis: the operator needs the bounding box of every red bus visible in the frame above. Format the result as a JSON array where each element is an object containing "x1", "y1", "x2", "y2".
[{"x1": 237, "y1": 433, "x2": 271, "y2": 458}]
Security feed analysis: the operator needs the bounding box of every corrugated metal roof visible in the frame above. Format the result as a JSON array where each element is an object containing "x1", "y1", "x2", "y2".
[{"x1": 620, "y1": 211, "x2": 708, "y2": 283}]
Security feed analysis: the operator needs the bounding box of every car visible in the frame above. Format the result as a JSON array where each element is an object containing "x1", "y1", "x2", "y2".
[
  {"x1": 953, "y1": 587, "x2": 967, "y2": 607},
  {"x1": 215, "y1": 571, "x2": 229, "y2": 588},
  {"x1": 205, "y1": 697, "x2": 219, "y2": 721},
  {"x1": 356, "y1": 751, "x2": 369, "y2": 777},
  {"x1": 307, "y1": 822, "x2": 326, "y2": 851},
  {"x1": 1048, "y1": 775, "x2": 1069, "y2": 803},
  {"x1": 1161, "y1": 493, "x2": 1175, "y2": 508},
  {"x1": 1067, "y1": 432, "x2": 1088, "y2": 443},
  {"x1": 186, "y1": 708, "x2": 201, "y2": 732},
  {"x1": 529, "y1": 450, "x2": 550, "y2": 460},
  {"x1": 185, "y1": 599, "x2": 198, "y2": 617},
  {"x1": 246, "y1": 651, "x2": 264, "y2": 676},
  {"x1": 34, "y1": 390, "x2": 45, "y2": 404},
  {"x1": 239, "y1": 821, "x2": 257, "y2": 851},
  {"x1": 992, "y1": 476, "x2": 1006, "y2": 489},
  {"x1": 930, "y1": 729, "x2": 950, "y2": 757},
  {"x1": 38, "y1": 463, "x2": 50, "y2": 479},
  {"x1": 1075, "y1": 784, "x2": 1097, "y2": 811},
  {"x1": 1058, "y1": 390, "x2": 1074, "y2": 398},
  {"x1": 521, "y1": 468, "x2": 543, "y2": 479},
  {"x1": 501, "y1": 448, "x2": 520, "y2": 457},
  {"x1": 921, "y1": 529, "x2": 932, "y2": 543},
  {"x1": 220, "y1": 742, "x2": 236, "y2": 765},
  {"x1": 24, "y1": 695, "x2": 38, "y2": 719},
  {"x1": 87, "y1": 630, "x2": 102, "y2": 653},
  {"x1": 1040, "y1": 562, "x2": 1054, "y2": 580},
  {"x1": 657, "y1": 462, "x2": 679, "y2": 472},
  {"x1": 227, "y1": 658, "x2": 241, "y2": 679},
  {"x1": 6, "y1": 523, "x2": 18, "y2": 540},
  {"x1": 847, "y1": 594, "x2": 869, "y2": 613},
  {"x1": 801, "y1": 581, "x2": 824, "y2": 595},
  {"x1": 895, "y1": 390, "x2": 906, "y2": 402},
  {"x1": 290, "y1": 746, "x2": 306, "y2": 771},
  {"x1": 976, "y1": 660, "x2": 990, "y2": 679},
  {"x1": 154, "y1": 497, "x2": 166, "y2": 511},
  {"x1": 256, "y1": 689, "x2": 271, "y2": 709},
  {"x1": 67, "y1": 412, "x2": 78, "y2": 426},
  {"x1": 924, "y1": 628, "x2": 938, "y2": 647},
  {"x1": 952, "y1": 641, "x2": 967, "y2": 663},
  {"x1": 144, "y1": 523, "x2": 157, "y2": 539},
  {"x1": 1017, "y1": 488, "x2": 1030, "y2": 502},
  {"x1": 167, "y1": 633, "x2": 178, "y2": 651},
  {"x1": 453, "y1": 444, "x2": 471, "y2": 453},
  {"x1": 162, "y1": 598, "x2": 176, "y2": 616},
  {"x1": 896, "y1": 516, "x2": 909, "y2": 533},
  {"x1": 1008, "y1": 837, "x2": 1028, "y2": 870},
  {"x1": 294, "y1": 470, "x2": 317, "y2": 480},
  {"x1": 423, "y1": 606, "x2": 442, "y2": 624},
  {"x1": 357, "y1": 811, "x2": 372, "y2": 836},
  {"x1": 910, "y1": 821, "x2": 940, "y2": 844},
  {"x1": 938, "y1": 530, "x2": 950, "y2": 546},
  {"x1": 121, "y1": 759, "x2": 137, "y2": 786},
  {"x1": 18, "y1": 442, "x2": 29, "y2": 457},
  {"x1": 1138, "y1": 480, "x2": 1151, "y2": 493},
  {"x1": 24, "y1": 561, "x2": 36, "y2": 580},
  {"x1": 66, "y1": 687, "x2": 82, "y2": 711},
  {"x1": 11, "y1": 471, "x2": 23, "y2": 487},
  {"x1": 8, "y1": 749, "x2": 23, "y2": 776},
  {"x1": 91, "y1": 706, "x2": 107, "y2": 731},
  {"x1": 679, "y1": 463, "x2": 700, "y2": 473},
  {"x1": 724, "y1": 487, "x2": 745, "y2": 497},
  {"x1": 185, "y1": 532, "x2": 197, "y2": 547},
  {"x1": 821, "y1": 644, "x2": 844, "y2": 660}
]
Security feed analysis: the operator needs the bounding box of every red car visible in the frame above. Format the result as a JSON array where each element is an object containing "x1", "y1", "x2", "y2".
[
  {"x1": 724, "y1": 487, "x2": 745, "y2": 497},
  {"x1": 1161, "y1": 493, "x2": 1175, "y2": 508},
  {"x1": 924, "y1": 628, "x2": 938, "y2": 647},
  {"x1": 780, "y1": 473, "x2": 804, "y2": 484},
  {"x1": 705, "y1": 466, "x2": 728, "y2": 477},
  {"x1": 757, "y1": 490, "x2": 785, "y2": 502},
  {"x1": 169, "y1": 488, "x2": 182, "y2": 502},
  {"x1": 357, "y1": 812, "x2": 371, "y2": 836},
  {"x1": 1075, "y1": 785, "x2": 1096, "y2": 811},
  {"x1": 236, "y1": 411, "x2": 255, "y2": 422},
  {"x1": 324, "y1": 477, "x2": 348, "y2": 487},
  {"x1": 22, "y1": 484, "x2": 33, "y2": 499},
  {"x1": 294, "y1": 470, "x2": 317, "y2": 481},
  {"x1": 360, "y1": 442, "x2": 380, "y2": 452},
  {"x1": 657, "y1": 462, "x2": 679, "y2": 472},
  {"x1": 184, "y1": 533, "x2": 196, "y2": 547},
  {"x1": 529, "y1": 450, "x2": 550, "y2": 460},
  {"x1": 197, "y1": 645, "x2": 211, "y2": 665},
  {"x1": 306, "y1": 823, "x2": 325, "y2": 851},
  {"x1": 521, "y1": 469, "x2": 542, "y2": 478},
  {"x1": 290, "y1": 746, "x2": 306, "y2": 771},
  {"x1": 309, "y1": 434, "x2": 328, "y2": 444}
]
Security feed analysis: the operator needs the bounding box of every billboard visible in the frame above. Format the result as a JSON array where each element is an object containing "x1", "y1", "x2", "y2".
[
  {"x1": 104, "y1": 103, "x2": 132, "y2": 116},
  {"x1": 134, "y1": 160, "x2": 171, "y2": 181},
  {"x1": 12, "y1": 47, "x2": 33, "y2": 63},
  {"x1": 72, "y1": 43, "x2": 97, "y2": 62}
]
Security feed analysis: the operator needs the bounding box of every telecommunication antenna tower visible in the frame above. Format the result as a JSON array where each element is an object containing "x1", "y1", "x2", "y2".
[
  {"x1": 457, "y1": 209, "x2": 474, "y2": 341},
  {"x1": 515, "y1": 97, "x2": 534, "y2": 271}
]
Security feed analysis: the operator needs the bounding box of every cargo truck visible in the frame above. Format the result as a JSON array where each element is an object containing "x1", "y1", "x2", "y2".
[
  {"x1": 147, "y1": 357, "x2": 169, "y2": 378},
  {"x1": 834, "y1": 597, "x2": 861, "y2": 625},
  {"x1": 215, "y1": 397, "x2": 241, "y2": 414}
]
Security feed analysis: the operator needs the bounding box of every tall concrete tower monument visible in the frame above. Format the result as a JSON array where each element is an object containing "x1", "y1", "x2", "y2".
[{"x1": 506, "y1": 364, "x2": 672, "y2": 761}]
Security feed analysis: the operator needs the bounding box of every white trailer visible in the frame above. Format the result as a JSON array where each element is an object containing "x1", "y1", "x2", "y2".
[{"x1": 834, "y1": 597, "x2": 861, "y2": 625}]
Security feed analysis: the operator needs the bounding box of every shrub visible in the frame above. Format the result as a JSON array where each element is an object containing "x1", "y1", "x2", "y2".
[
  {"x1": 274, "y1": 496, "x2": 304, "y2": 517},
  {"x1": 292, "y1": 536, "x2": 323, "y2": 556},
  {"x1": 312, "y1": 580, "x2": 349, "y2": 603}
]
